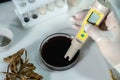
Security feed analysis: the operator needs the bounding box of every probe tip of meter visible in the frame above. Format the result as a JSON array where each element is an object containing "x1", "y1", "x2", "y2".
[
  {"x1": 64, "y1": 55, "x2": 71, "y2": 61},
  {"x1": 64, "y1": 52, "x2": 73, "y2": 61},
  {"x1": 64, "y1": 38, "x2": 82, "y2": 61},
  {"x1": 64, "y1": 48, "x2": 73, "y2": 61}
]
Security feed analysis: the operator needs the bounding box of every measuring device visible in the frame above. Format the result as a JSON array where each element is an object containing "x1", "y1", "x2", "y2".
[{"x1": 64, "y1": 0, "x2": 111, "y2": 61}]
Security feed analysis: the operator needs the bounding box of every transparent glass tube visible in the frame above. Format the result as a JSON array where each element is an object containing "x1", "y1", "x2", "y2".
[
  {"x1": 38, "y1": 5, "x2": 47, "y2": 15},
  {"x1": 55, "y1": 0, "x2": 65, "y2": 8},
  {"x1": 23, "y1": 13, "x2": 30, "y2": 22},
  {"x1": 31, "y1": 10, "x2": 38, "y2": 19},
  {"x1": 19, "y1": 0, "x2": 27, "y2": 7},
  {"x1": 27, "y1": 0, "x2": 36, "y2": 3},
  {"x1": 47, "y1": 2, "x2": 55, "y2": 11}
]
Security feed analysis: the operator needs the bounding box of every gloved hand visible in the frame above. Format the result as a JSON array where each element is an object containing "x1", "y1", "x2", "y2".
[{"x1": 70, "y1": 10, "x2": 120, "y2": 67}]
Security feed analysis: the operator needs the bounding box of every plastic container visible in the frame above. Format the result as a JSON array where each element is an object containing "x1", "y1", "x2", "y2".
[{"x1": 0, "y1": 28, "x2": 13, "y2": 52}]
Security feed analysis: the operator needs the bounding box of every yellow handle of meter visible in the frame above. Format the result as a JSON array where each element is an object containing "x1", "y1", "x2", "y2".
[{"x1": 76, "y1": 8, "x2": 104, "y2": 42}]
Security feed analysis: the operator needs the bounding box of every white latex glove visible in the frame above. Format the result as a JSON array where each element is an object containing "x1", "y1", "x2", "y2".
[{"x1": 70, "y1": 11, "x2": 120, "y2": 67}]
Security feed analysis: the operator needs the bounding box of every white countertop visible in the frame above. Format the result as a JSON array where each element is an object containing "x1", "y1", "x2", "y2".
[{"x1": 0, "y1": 1, "x2": 111, "y2": 80}]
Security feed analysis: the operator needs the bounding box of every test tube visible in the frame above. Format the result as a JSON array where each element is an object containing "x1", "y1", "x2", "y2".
[
  {"x1": 23, "y1": 13, "x2": 30, "y2": 22},
  {"x1": 31, "y1": 10, "x2": 38, "y2": 19},
  {"x1": 19, "y1": 0, "x2": 27, "y2": 7},
  {"x1": 28, "y1": 0, "x2": 36, "y2": 3},
  {"x1": 47, "y1": 2, "x2": 55, "y2": 11},
  {"x1": 38, "y1": 5, "x2": 47, "y2": 15},
  {"x1": 55, "y1": 0, "x2": 65, "y2": 8}
]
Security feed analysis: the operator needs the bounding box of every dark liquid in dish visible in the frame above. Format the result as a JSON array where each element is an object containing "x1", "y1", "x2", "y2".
[
  {"x1": 0, "y1": 36, "x2": 11, "y2": 47},
  {"x1": 41, "y1": 36, "x2": 79, "y2": 67}
]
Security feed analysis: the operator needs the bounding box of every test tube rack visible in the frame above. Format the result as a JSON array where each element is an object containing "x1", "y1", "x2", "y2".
[{"x1": 12, "y1": 0, "x2": 68, "y2": 28}]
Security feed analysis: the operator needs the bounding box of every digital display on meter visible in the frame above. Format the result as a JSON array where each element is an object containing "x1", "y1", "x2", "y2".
[{"x1": 88, "y1": 12, "x2": 100, "y2": 24}]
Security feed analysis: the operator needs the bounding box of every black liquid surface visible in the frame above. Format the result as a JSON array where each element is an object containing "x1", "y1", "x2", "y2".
[
  {"x1": 41, "y1": 36, "x2": 79, "y2": 67},
  {"x1": 24, "y1": 17, "x2": 30, "y2": 22},
  {"x1": 32, "y1": 14, "x2": 38, "y2": 19},
  {"x1": 0, "y1": 36, "x2": 11, "y2": 47}
]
